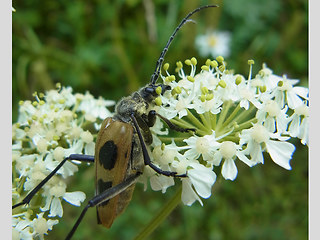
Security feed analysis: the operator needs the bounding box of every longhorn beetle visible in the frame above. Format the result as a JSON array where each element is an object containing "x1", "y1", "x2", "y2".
[{"x1": 12, "y1": 5, "x2": 218, "y2": 239}]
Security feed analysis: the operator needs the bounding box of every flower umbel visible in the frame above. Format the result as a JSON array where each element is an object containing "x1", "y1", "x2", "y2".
[
  {"x1": 12, "y1": 85, "x2": 115, "y2": 238},
  {"x1": 145, "y1": 57, "x2": 308, "y2": 205}
]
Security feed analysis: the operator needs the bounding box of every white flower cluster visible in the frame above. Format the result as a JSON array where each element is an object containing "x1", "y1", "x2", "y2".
[
  {"x1": 145, "y1": 57, "x2": 308, "y2": 206},
  {"x1": 12, "y1": 85, "x2": 114, "y2": 239}
]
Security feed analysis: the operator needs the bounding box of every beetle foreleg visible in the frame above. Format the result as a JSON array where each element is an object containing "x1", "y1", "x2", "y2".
[
  {"x1": 134, "y1": 114, "x2": 153, "y2": 145},
  {"x1": 130, "y1": 113, "x2": 187, "y2": 178}
]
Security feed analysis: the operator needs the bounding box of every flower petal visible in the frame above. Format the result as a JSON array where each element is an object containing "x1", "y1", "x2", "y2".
[
  {"x1": 85, "y1": 142, "x2": 95, "y2": 155},
  {"x1": 48, "y1": 197, "x2": 63, "y2": 217},
  {"x1": 188, "y1": 163, "x2": 216, "y2": 198},
  {"x1": 287, "y1": 91, "x2": 304, "y2": 109},
  {"x1": 212, "y1": 152, "x2": 222, "y2": 166},
  {"x1": 293, "y1": 86, "x2": 309, "y2": 99},
  {"x1": 63, "y1": 191, "x2": 86, "y2": 206},
  {"x1": 250, "y1": 142, "x2": 264, "y2": 165},
  {"x1": 266, "y1": 140, "x2": 295, "y2": 170},
  {"x1": 288, "y1": 115, "x2": 300, "y2": 137},
  {"x1": 149, "y1": 175, "x2": 175, "y2": 193},
  {"x1": 40, "y1": 195, "x2": 52, "y2": 213},
  {"x1": 181, "y1": 179, "x2": 203, "y2": 206},
  {"x1": 221, "y1": 159, "x2": 238, "y2": 181},
  {"x1": 237, "y1": 151, "x2": 256, "y2": 167}
]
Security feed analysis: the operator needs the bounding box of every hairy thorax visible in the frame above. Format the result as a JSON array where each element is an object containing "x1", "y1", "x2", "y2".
[{"x1": 113, "y1": 87, "x2": 154, "y2": 123}]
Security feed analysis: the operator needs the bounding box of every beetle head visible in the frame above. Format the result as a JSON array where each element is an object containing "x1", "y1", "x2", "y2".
[{"x1": 140, "y1": 84, "x2": 171, "y2": 103}]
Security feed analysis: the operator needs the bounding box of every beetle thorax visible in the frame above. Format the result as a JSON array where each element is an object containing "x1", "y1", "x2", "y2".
[{"x1": 113, "y1": 91, "x2": 150, "y2": 123}]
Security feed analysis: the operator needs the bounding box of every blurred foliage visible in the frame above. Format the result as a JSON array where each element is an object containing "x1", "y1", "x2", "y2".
[{"x1": 12, "y1": 0, "x2": 308, "y2": 239}]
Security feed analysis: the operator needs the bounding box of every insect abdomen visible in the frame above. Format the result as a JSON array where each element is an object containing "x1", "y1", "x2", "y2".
[
  {"x1": 116, "y1": 184, "x2": 136, "y2": 216},
  {"x1": 95, "y1": 118, "x2": 134, "y2": 228}
]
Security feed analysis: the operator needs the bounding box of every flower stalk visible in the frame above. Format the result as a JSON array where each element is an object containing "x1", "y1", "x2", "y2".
[{"x1": 134, "y1": 187, "x2": 183, "y2": 240}]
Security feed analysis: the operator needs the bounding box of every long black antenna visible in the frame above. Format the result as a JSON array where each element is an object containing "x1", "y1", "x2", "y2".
[{"x1": 150, "y1": 5, "x2": 218, "y2": 85}]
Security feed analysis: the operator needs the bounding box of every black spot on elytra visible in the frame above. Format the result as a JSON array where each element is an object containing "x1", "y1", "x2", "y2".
[
  {"x1": 99, "y1": 141, "x2": 117, "y2": 170},
  {"x1": 97, "y1": 179, "x2": 113, "y2": 206}
]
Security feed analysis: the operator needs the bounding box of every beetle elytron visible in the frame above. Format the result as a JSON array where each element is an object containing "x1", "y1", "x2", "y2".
[{"x1": 12, "y1": 5, "x2": 217, "y2": 239}]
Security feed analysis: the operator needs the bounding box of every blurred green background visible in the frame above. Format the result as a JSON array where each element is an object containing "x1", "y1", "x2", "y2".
[{"x1": 12, "y1": 0, "x2": 308, "y2": 239}]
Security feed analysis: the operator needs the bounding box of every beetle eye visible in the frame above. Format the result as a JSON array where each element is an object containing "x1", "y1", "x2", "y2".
[
  {"x1": 160, "y1": 84, "x2": 171, "y2": 94},
  {"x1": 144, "y1": 87, "x2": 155, "y2": 94}
]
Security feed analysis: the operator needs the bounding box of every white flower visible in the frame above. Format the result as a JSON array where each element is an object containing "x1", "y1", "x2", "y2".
[
  {"x1": 150, "y1": 117, "x2": 169, "y2": 146},
  {"x1": 174, "y1": 153, "x2": 216, "y2": 204},
  {"x1": 12, "y1": 216, "x2": 33, "y2": 240},
  {"x1": 148, "y1": 138, "x2": 217, "y2": 206},
  {"x1": 215, "y1": 73, "x2": 240, "y2": 102},
  {"x1": 142, "y1": 143, "x2": 179, "y2": 193},
  {"x1": 192, "y1": 93, "x2": 223, "y2": 115},
  {"x1": 41, "y1": 176, "x2": 86, "y2": 217},
  {"x1": 187, "y1": 161, "x2": 216, "y2": 198},
  {"x1": 14, "y1": 154, "x2": 37, "y2": 178},
  {"x1": 211, "y1": 141, "x2": 254, "y2": 181},
  {"x1": 197, "y1": 71, "x2": 220, "y2": 91},
  {"x1": 237, "y1": 80, "x2": 263, "y2": 110},
  {"x1": 45, "y1": 86, "x2": 76, "y2": 107},
  {"x1": 158, "y1": 85, "x2": 196, "y2": 119},
  {"x1": 256, "y1": 100, "x2": 289, "y2": 134},
  {"x1": 149, "y1": 173, "x2": 175, "y2": 194},
  {"x1": 254, "y1": 64, "x2": 281, "y2": 91},
  {"x1": 240, "y1": 124, "x2": 295, "y2": 170},
  {"x1": 183, "y1": 132, "x2": 220, "y2": 161},
  {"x1": 23, "y1": 159, "x2": 48, "y2": 192},
  {"x1": 181, "y1": 178, "x2": 204, "y2": 206},
  {"x1": 288, "y1": 103, "x2": 309, "y2": 145},
  {"x1": 273, "y1": 75, "x2": 309, "y2": 109},
  {"x1": 77, "y1": 92, "x2": 115, "y2": 120},
  {"x1": 43, "y1": 147, "x2": 78, "y2": 179},
  {"x1": 30, "y1": 213, "x2": 59, "y2": 238},
  {"x1": 195, "y1": 31, "x2": 231, "y2": 58}
]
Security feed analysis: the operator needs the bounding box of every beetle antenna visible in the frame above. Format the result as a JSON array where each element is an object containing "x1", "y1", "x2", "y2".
[{"x1": 149, "y1": 5, "x2": 218, "y2": 85}]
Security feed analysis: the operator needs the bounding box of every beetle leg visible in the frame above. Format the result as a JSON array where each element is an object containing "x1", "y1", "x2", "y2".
[
  {"x1": 66, "y1": 172, "x2": 141, "y2": 240},
  {"x1": 12, "y1": 154, "x2": 94, "y2": 209},
  {"x1": 130, "y1": 113, "x2": 187, "y2": 178},
  {"x1": 148, "y1": 110, "x2": 196, "y2": 133},
  {"x1": 134, "y1": 114, "x2": 153, "y2": 145}
]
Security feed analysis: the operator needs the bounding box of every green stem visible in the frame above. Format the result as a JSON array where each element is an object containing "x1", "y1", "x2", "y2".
[
  {"x1": 17, "y1": 177, "x2": 26, "y2": 195},
  {"x1": 216, "y1": 100, "x2": 232, "y2": 132},
  {"x1": 199, "y1": 113, "x2": 211, "y2": 131},
  {"x1": 134, "y1": 187, "x2": 182, "y2": 240},
  {"x1": 170, "y1": 115, "x2": 208, "y2": 136},
  {"x1": 235, "y1": 117, "x2": 258, "y2": 132},
  {"x1": 158, "y1": 136, "x2": 187, "y2": 143},
  {"x1": 231, "y1": 105, "x2": 256, "y2": 125},
  {"x1": 221, "y1": 103, "x2": 241, "y2": 128},
  {"x1": 170, "y1": 118, "x2": 196, "y2": 130},
  {"x1": 185, "y1": 109, "x2": 207, "y2": 132},
  {"x1": 218, "y1": 135, "x2": 239, "y2": 142},
  {"x1": 210, "y1": 112, "x2": 217, "y2": 130}
]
